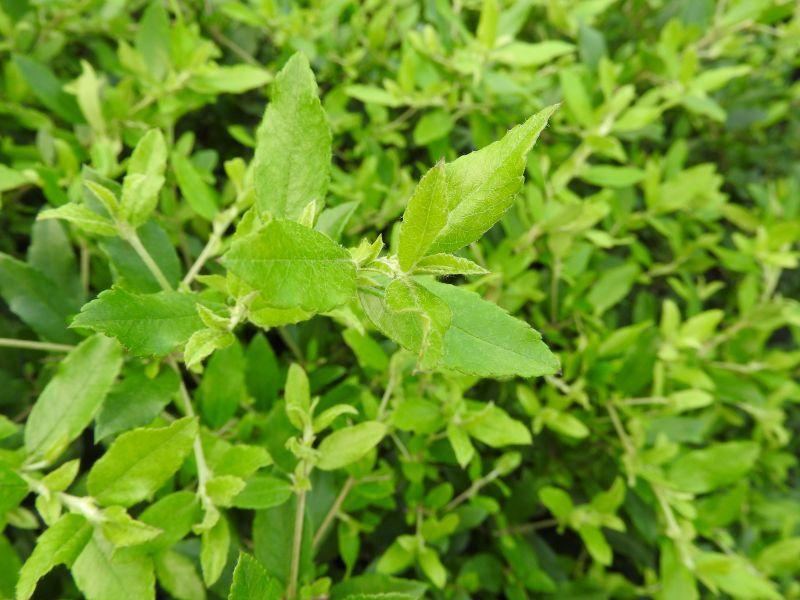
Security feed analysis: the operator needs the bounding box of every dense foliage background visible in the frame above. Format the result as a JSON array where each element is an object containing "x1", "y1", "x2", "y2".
[{"x1": 1, "y1": 0, "x2": 800, "y2": 598}]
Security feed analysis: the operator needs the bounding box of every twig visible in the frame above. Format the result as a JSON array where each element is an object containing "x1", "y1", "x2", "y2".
[
  {"x1": 287, "y1": 490, "x2": 307, "y2": 600},
  {"x1": 312, "y1": 476, "x2": 355, "y2": 550},
  {"x1": 0, "y1": 338, "x2": 75, "y2": 352}
]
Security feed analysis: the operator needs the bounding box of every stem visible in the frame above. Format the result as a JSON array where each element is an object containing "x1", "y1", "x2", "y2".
[
  {"x1": 79, "y1": 238, "x2": 90, "y2": 296},
  {"x1": 312, "y1": 476, "x2": 355, "y2": 550},
  {"x1": 123, "y1": 226, "x2": 172, "y2": 292},
  {"x1": 0, "y1": 338, "x2": 75, "y2": 352},
  {"x1": 181, "y1": 207, "x2": 239, "y2": 289},
  {"x1": 445, "y1": 469, "x2": 500, "y2": 512},
  {"x1": 287, "y1": 489, "x2": 307, "y2": 600}
]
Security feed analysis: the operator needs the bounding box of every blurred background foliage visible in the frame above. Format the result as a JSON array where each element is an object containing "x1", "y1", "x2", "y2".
[{"x1": 1, "y1": 0, "x2": 800, "y2": 598}]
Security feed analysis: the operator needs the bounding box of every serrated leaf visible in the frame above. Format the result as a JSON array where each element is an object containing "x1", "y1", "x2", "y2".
[
  {"x1": 428, "y1": 106, "x2": 557, "y2": 254},
  {"x1": 253, "y1": 52, "x2": 331, "y2": 221},
  {"x1": 421, "y1": 280, "x2": 559, "y2": 378},
  {"x1": 88, "y1": 417, "x2": 198, "y2": 507},
  {"x1": 224, "y1": 220, "x2": 356, "y2": 313},
  {"x1": 412, "y1": 253, "x2": 489, "y2": 276},
  {"x1": 72, "y1": 288, "x2": 205, "y2": 356},
  {"x1": 398, "y1": 161, "x2": 447, "y2": 271},
  {"x1": 317, "y1": 421, "x2": 387, "y2": 471},
  {"x1": 228, "y1": 553, "x2": 282, "y2": 600},
  {"x1": 25, "y1": 335, "x2": 122, "y2": 458}
]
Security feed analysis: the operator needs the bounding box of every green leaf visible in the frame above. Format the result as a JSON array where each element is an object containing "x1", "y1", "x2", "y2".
[
  {"x1": 253, "y1": 52, "x2": 331, "y2": 221},
  {"x1": 138, "y1": 492, "x2": 201, "y2": 552},
  {"x1": 428, "y1": 106, "x2": 557, "y2": 254},
  {"x1": 13, "y1": 55, "x2": 83, "y2": 123},
  {"x1": 398, "y1": 161, "x2": 447, "y2": 271},
  {"x1": 189, "y1": 64, "x2": 272, "y2": 94},
  {"x1": 223, "y1": 220, "x2": 356, "y2": 313},
  {"x1": 447, "y1": 424, "x2": 475, "y2": 468},
  {"x1": 38, "y1": 203, "x2": 117, "y2": 236},
  {"x1": 412, "y1": 253, "x2": 489, "y2": 276},
  {"x1": 100, "y1": 506, "x2": 162, "y2": 547},
  {"x1": 121, "y1": 129, "x2": 167, "y2": 226},
  {"x1": 668, "y1": 441, "x2": 760, "y2": 494},
  {"x1": 413, "y1": 111, "x2": 454, "y2": 145},
  {"x1": 100, "y1": 222, "x2": 182, "y2": 293},
  {"x1": 25, "y1": 335, "x2": 122, "y2": 458},
  {"x1": 16, "y1": 513, "x2": 93, "y2": 600},
  {"x1": 155, "y1": 550, "x2": 207, "y2": 600},
  {"x1": 465, "y1": 404, "x2": 532, "y2": 447},
  {"x1": 422, "y1": 280, "x2": 559, "y2": 378},
  {"x1": 587, "y1": 263, "x2": 640, "y2": 315},
  {"x1": 0, "y1": 466, "x2": 28, "y2": 517},
  {"x1": 581, "y1": 165, "x2": 646, "y2": 188},
  {"x1": 317, "y1": 421, "x2": 387, "y2": 470},
  {"x1": 0, "y1": 164, "x2": 30, "y2": 193},
  {"x1": 88, "y1": 417, "x2": 198, "y2": 507},
  {"x1": 27, "y1": 219, "x2": 83, "y2": 309},
  {"x1": 0, "y1": 252, "x2": 80, "y2": 343},
  {"x1": 315, "y1": 200, "x2": 360, "y2": 242},
  {"x1": 135, "y1": 1, "x2": 171, "y2": 81},
  {"x1": 94, "y1": 367, "x2": 180, "y2": 441},
  {"x1": 198, "y1": 340, "x2": 247, "y2": 428},
  {"x1": 232, "y1": 474, "x2": 293, "y2": 510},
  {"x1": 418, "y1": 546, "x2": 447, "y2": 589},
  {"x1": 172, "y1": 152, "x2": 218, "y2": 221},
  {"x1": 228, "y1": 553, "x2": 282, "y2": 600},
  {"x1": 72, "y1": 288, "x2": 205, "y2": 356},
  {"x1": 72, "y1": 532, "x2": 155, "y2": 600},
  {"x1": 492, "y1": 41, "x2": 575, "y2": 67},
  {"x1": 201, "y1": 516, "x2": 230, "y2": 586}
]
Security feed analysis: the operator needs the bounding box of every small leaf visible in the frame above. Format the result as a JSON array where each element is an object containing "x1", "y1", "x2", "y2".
[
  {"x1": 317, "y1": 421, "x2": 388, "y2": 471},
  {"x1": 38, "y1": 203, "x2": 117, "y2": 236},
  {"x1": 398, "y1": 161, "x2": 447, "y2": 271},
  {"x1": 121, "y1": 129, "x2": 167, "y2": 226},
  {"x1": 412, "y1": 253, "x2": 488, "y2": 276},
  {"x1": 465, "y1": 404, "x2": 532, "y2": 447},
  {"x1": 232, "y1": 475, "x2": 293, "y2": 510},
  {"x1": 201, "y1": 516, "x2": 230, "y2": 586}
]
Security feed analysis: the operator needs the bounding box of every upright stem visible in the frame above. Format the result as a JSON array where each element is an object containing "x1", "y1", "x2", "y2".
[
  {"x1": 287, "y1": 489, "x2": 307, "y2": 600},
  {"x1": 0, "y1": 338, "x2": 75, "y2": 352}
]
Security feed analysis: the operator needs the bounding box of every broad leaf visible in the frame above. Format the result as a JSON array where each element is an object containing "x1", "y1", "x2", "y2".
[
  {"x1": 428, "y1": 106, "x2": 557, "y2": 253},
  {"x1": 317, "y1": 421, "x2": 387, "y2": 470},
  {"x1": 88, "y1": 417, "x2": 198, "y2": 507},
  {"x1": 25, "y1": 335, "x2": 122, "y2": 458},
  {"x1": 422, "y1": 280, "x2": 559, "y2": 378},
  {"x1": 72, "y1": 532, "x2": 155, "y2": 600},
  {"x1": 72, "y1": 288, "x2": 205, "y2": 356},
  {"x1": 253, "y1": 52, "x2": 331, "y2": 221},
  {"x1": 223, "y1": 220, "x2": 356, "y2": 313}
]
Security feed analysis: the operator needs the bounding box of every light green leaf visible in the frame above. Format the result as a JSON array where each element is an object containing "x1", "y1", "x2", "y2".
[
  {"x1": 172, "y1": 153, "x2": 218, "y2": 221},
  {"x1": 422, "y1": 280, "x2": 559, "y2": 378},
  {"x1": 317, "y1": 421, "x2": 388, "y2": 470},
  {"x1": 72, "y1": 288, "x2": 205, "y2": 356},
  {"x1": 100, "y1": 506, "x2": 162, "y2": 547},
  {"x1": 668, "y1": 441, "x2": 759, "y2": 494},
  {"x1": 253, "y1": 52, "x2": 331, "y2": 220},
  {"x1": 465, "y1": 404, "x2": 532, "y2": 447},
  {"x1": 72, "y1": 532, "x2": 155, "y2": 600},
  {"x1": 0, "y1": 467, "x2": 28, "y2": 518},
  {"x1": 38, "y1": 203, "x2": 117, "y2": 236},
  {"x1": 0, "y1": 164, "x2": 30, "y2": 192},
  {"x1": 398, "y1": 161, "x2": 447, "y2": 271},
  {"x1": 155, "y1": 550, "x2": 206, "y2": 600},
  {"x1": 413, "y1": 111, "x2": 454, "y2": 145},
  {"x1": 418, "y1": 547, "x2": 447, "y2": 589},
  {"x1": 25, "y1": 335, "x2": 122, "y2": 458},
  {"x1": 492, "y1": 41, "x2": 575, "y2": 67},
  {"x1": 88, "y1": 417, "x2": 198, "y2": 507},
  {"x1": 587, "y1": 263, "x2": 640, "y2": 316},
  {"x1": 429, "y1": 105, "x2": 557, "y2": 253},
  {"x1": 581, "y1": 165, "x2": 646, "y2": 188},
  {"x1": 447, "y1": 424, "x2": 475, "y2": 468},
  {"x1": 121, "y1": 129, "x2": 167, "y2": 226},
  {"x1": 16, "y1": 513, "x2": 92, "y2": 600},
  {"x1": 232, "y1": 474, "x2": 293, "y2": 510},
  {"x1": 189, "y1": 64, "x2": 272, "y2": 94},
  {"x1": 412, "y1": 253, "x2": 489, "y2": 276},
  {"x1": 313, "y1": 404, "x2": 359, "y2": 433},
  {"x1": 201, "y1": 516, "x2": 229, "y2": 586},
  {"x1": 224, "y1": 220, "x2": 356, "y2": 313},
  {"x1": 228, "y1": 553, "x2": 282, "y2": 600}
]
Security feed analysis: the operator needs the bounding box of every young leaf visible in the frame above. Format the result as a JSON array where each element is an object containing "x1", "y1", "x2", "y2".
[
  {"x1": 120, "y1": 129, "x2": 167, "y2": 226},
  {"x1": 253, "y1": 52, "x2": 332, "y2": 221},
  {"x1": 0, "y1": 467, "x2": 28, "y2": 518},
  {"x1": 72, "y1": 288, "x2": 205, "y2": 356},
  {"x1": 228, "y1": 553, "x2": 283, "y2": 600},
  {"x1": 87, "y1": 417, "x2": 198, "y2": 507},
  {"x1": 155, "y1": 550, "x2": 207, "y2": 600},
  {"x1": 428, "y1": 105, "x2": 557, "y2": 254},
  {"x1": 232, "y1": 475, "x2": 293, "y2": 510},
  {"x1": 668, "y1": 441, "x2": 760, "y2": 494},
  {"x1": 201, "y1": 515, "x2": 230, "y2": 586},
  {"x1": 198, "y1": 340, "x2": 247, "y2": 428},
  {"x1": 37, "y1": 203, "x2": 117, "y2": 236},
  {"x1": 223, "y1": 220, "x2": 356, "y2": 313},
  {"x1": 25, "y1": 335, "x2": 122, "y2": 458},
  {"x1": 397, "y1": 161, "x2": 447, "y2": 271},
  {"x1": 465, "y1": 404, "x2": 532, "y2": 447},
  {"x1": 317, "y1": 421, "x2": 387, "y2": 470},
  {"x1": 16, "y1": 513, "x2": 93, "y2": 600},
  {"x1": 412, "y1": 253, "x2": 489, "y2": 276},
  {"x1": 172, "y1": 153, "x2": 218, "y2": 221},
  {"x1": 421, "y1": 280, "x2": 559, "y2": 378}
]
